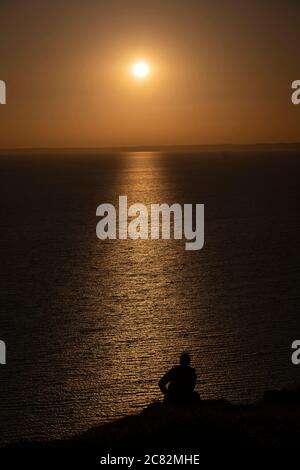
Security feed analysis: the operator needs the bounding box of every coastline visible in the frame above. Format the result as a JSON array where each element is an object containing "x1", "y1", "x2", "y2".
[{"x1": 3, "y1": 388, "x2": 300, "y2": 463}]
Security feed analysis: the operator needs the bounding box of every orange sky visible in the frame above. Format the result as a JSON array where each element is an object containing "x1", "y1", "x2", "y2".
[{"x1": 0, "y1": 0, "x2": 299, "y2": 148}]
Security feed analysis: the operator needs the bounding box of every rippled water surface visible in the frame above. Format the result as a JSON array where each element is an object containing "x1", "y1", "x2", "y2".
[{"x1": 0, "y1": 151, "x2": 299, "y2": 444}]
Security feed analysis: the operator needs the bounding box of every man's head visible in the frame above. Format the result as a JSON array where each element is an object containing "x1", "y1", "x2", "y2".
[{"x1": 180, "y1": 352, "x2": 191, "y2": 367}]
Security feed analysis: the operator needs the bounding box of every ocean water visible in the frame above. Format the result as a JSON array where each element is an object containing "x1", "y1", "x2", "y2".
[{"x1": 0, "y1": 150, "x2": 299, "y2": 445}]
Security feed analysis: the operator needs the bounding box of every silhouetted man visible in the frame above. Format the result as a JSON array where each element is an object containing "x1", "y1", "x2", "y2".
[{"x1": 158, "y1": 353, "x2": 199, "y2": 404}]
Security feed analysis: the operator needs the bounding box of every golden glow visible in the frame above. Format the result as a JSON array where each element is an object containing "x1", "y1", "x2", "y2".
[{"x1": 132, "y1": 61, "x2": 150, "y2": 78}]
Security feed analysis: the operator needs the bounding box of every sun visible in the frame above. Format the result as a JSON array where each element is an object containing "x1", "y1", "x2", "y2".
[{"x1": 132, "y1": 61, "x2": 149, "y2": 78}]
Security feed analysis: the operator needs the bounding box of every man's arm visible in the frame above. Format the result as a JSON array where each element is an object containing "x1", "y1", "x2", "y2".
[
  {"x1": 158, "y1": 368, "x2": 174, "y2": 395},
  {"x1": 191, "y1": 370, "x2": 197, "y2": 390}
]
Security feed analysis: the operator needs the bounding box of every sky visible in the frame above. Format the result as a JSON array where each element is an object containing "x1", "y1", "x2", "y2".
[{"x1": 0, "y1": 0, "x2": 299, "y2": 148}]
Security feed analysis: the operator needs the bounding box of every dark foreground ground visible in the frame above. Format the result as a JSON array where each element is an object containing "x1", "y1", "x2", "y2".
[{"x1": 2, "y1": 388, "x2": 300, "y2": 466}]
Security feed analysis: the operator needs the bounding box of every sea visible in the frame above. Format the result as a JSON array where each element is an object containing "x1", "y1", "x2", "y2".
[{"x1": 0, "y1": 149, "x2": 299, "y2": 444}]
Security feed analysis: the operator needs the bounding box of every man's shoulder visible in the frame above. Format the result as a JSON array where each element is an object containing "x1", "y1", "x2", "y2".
[
  {"x1": 187, "y1": 366, "x2": 197, "y2": 376},
  {"x1": 167, "y1": 366, "x2": 180, "y2": 376}
]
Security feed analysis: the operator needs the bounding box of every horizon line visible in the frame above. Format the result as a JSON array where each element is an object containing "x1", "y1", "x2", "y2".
[{"x1": 1, "y1": 142, "x2": 300, "y2": 153}]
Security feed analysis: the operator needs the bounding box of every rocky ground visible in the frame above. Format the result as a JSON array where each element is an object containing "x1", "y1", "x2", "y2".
[{"x1": 2, "y1": 388, "x2": 300, "y2": 466}]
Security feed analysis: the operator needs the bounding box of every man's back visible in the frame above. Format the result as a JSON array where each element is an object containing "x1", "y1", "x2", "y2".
[{"x1": 159, "y1": 364, "x2": 197, "y2": 403}]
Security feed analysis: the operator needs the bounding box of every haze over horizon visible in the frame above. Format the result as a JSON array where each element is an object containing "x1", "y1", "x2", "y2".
[
  {"x1": 1, "y1": 142, "x2": 300, "y2": 152},
  {"x1": 1, "y1": 0, "x2": 300, "y2": 148}
]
